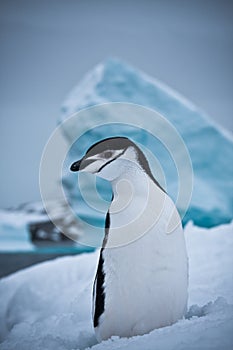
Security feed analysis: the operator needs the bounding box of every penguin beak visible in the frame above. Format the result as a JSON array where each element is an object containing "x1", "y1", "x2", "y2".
[
  {"x1": 70, "y1": 159, "x2": 82, "y2": 172},
  {"x1": 70, "y1": 157, "x2": 97, "y2": 172}
]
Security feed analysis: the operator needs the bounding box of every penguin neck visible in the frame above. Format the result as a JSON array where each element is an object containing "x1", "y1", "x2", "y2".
[
  {"x1": 104, "y1": 162, "x2": 163, "y2": 249},
  {"x1": 110, "y1": 162, "x2": 151, "y2": 205}
]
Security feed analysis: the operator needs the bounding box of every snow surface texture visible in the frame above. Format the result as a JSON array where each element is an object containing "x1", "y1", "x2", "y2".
[
  {"x1": 60, "y1": 58, "x2": 233, "y2": 229},
  {"x1": 0, "y1": 222, "x2": 233, "y2": 350}
]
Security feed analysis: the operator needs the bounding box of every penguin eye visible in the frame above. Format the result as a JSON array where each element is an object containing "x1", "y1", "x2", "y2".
[{"x1": 103, "y1": 151, "x2": 113, "y2": 159}]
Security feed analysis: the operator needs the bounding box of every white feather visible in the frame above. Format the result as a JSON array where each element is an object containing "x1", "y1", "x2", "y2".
[{"x1": 94, "y1": 159, "x2": 188, "y2": 341}]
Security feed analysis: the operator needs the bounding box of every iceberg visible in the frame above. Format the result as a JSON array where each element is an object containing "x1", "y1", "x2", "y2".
[{"x1": 60, "y1": 58, "x2": 233, "y2": 228}]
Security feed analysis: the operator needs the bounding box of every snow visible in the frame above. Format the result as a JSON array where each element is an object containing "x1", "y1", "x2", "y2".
[
  {"x1": 0, "y1": 221, "x2": 233, "y2": 350},
  {"x1": 60, "y1": 58, "x2": 233, "y2": 229}
]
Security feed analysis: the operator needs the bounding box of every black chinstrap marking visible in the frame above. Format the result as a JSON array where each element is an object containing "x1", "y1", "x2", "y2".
[{"x1": 97, "y1": 150, "x2": 125, "y2": 173}]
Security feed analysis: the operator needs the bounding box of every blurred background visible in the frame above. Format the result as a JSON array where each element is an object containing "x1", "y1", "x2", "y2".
[
  {"x1": 0, "y1": 0, "x2": 232, "y2": 276},
  {"x1": 1, "y1": 0, "x2": 233, "y2": 209}
]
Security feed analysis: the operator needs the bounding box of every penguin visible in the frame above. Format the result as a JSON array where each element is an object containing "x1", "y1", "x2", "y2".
[{"x1": 70, "y1": 136, "x2": 188, "y2": 341}]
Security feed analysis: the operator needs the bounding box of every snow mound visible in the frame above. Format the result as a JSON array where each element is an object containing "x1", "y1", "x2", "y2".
[
  {"x1": 0, "y1": 222, "x2": 233, "y2": 350},
  {"x1": 60, "y1": 58, "x2": 233, "y2": 228}
]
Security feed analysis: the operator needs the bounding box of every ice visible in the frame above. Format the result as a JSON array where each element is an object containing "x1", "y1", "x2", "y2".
[
  {"x1": 60, "y1": 58, "x2": 233, "y2": 229},
  {"x1": 0, "y1": 221, "x2": 233, "y2": 350}
]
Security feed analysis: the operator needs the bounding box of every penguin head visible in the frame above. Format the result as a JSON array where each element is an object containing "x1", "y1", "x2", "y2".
[{"x1": 70, "y1": 137, "x2": 141, "y2": 181}]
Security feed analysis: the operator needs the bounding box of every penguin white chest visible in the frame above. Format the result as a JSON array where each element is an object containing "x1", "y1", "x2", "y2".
[{"x1": 94, "y1": 179, "x2": 188, "y2": 341}]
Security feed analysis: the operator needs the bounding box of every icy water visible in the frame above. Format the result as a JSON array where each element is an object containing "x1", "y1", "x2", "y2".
[
  {"x1": 0, "y1": 243, "x2": 95, "y2": 278},
  {"x1": 0, "y1": 251, "x2": 95, "y2": 279}
]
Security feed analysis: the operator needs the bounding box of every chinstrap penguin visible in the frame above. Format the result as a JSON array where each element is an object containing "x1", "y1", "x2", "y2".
[{"x1": 70, "y1": 137, "x2": 188, "y2": 341}]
